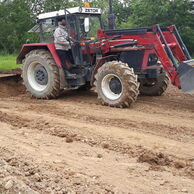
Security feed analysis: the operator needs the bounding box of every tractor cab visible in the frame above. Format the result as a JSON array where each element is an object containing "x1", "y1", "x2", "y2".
[{"x1": 29, "y1": 6, "x2": 103, "y2": 67}]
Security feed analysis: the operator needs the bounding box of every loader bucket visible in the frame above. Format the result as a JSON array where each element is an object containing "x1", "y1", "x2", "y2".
[{"x1": 177, "y1": 60, "x2": 194, "y2": 94}]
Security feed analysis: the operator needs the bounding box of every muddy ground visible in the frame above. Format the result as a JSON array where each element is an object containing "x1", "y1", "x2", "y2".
[{"x1": 0, "y1": 77, "x2": 194, "y2": 194}]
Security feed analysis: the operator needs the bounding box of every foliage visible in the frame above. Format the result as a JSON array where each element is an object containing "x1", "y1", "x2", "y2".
[
  {"x1": 112, "y1": 0, "x2": 131, "y2": 25},
  {"x1": 1, "y1": 0, "x2": 194, "y2": 54},
  {"x1": 0, "y1": 0, "x2": 36, "y2": 54},
  {"x1": 130, "y1": 0, "x2": 194, "y2": 52}
]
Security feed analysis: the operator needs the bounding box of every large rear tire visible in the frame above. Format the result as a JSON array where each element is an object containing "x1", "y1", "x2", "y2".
[
  {"x1": 22, "y1": 49, "x2": 61, "y2": 99},
  {"x1": 139, "y1": 73, "x2": 169, "y2": 96},
  {"x1": 94, "y1": 61, "x2": 139, "y2": 108}
]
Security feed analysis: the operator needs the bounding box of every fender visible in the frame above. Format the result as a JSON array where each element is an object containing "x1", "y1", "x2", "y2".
[
  {"x1": 17, "y1": 43, "x2": 67, "y2": 89},
  {"x1": 16, "y1": 43, "x2": 62, "y2": 67}
]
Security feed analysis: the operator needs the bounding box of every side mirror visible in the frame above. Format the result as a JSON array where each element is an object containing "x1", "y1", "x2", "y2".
[{"x1": 84, "y1": 17, "x2": 90, "y2": 33}]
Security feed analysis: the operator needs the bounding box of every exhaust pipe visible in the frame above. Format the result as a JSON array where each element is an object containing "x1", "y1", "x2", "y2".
[{"x1": 108, "y1": 0, "x2": 116, "y2": 29}]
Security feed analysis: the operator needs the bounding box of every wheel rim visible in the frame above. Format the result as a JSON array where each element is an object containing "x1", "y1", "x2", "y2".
[
  {"x1": 27, "y1": 61, "x2": 48, "y2": 92},
  {"x1": 101, "y1": 74, "x2": 123, "y2": 100}
]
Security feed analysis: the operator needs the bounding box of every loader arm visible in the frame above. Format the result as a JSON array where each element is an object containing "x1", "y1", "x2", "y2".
[{"x1": 153, "y1": 24, "x2": 194, "y2": 93}]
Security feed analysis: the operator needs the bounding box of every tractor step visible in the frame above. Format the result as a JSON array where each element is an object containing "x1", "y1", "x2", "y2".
[{"x1": 66, "y1": 73, "x2": 86, "y2": 87}]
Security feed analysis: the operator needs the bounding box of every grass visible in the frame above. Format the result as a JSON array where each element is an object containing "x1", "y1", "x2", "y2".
[{"x1": 0, "y1": 55, "x2": 21, "y2": 72}]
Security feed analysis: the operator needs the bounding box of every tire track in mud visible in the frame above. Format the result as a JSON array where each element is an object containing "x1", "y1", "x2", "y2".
[
  {"x1": 0, "y1": 109, "x2": 193, "y2": 180},
  {"x1": 20, "y1": 101, "x2": 194, "y2": 143},
  {"x1": 1, "y1": 87, "x2": 193, "y2": 143},
  {"x1": 2, "y1": 99, "x2": 193, "y2": 144}
]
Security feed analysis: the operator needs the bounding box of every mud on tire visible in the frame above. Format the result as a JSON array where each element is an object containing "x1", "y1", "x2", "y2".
[
  {"x1": 139, "y1": 73, "x2": 169, "y2": 96},
  {"x1": 22, "y1": 49, "x2": 61, "y2": 99},
  {"x1": 94, "y1": 61, "x2": 139, "y2": 108}
]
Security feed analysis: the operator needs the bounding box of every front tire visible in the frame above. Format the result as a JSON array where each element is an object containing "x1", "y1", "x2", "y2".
[
  {"x1": 94, "y1": 61, "x2": 139, "y2": 108},
  {"x1": 22, "y1": 49, "x2": 61, "y2": 99}
]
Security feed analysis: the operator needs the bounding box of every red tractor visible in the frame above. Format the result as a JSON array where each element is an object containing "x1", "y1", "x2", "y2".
[{"x1": 17, "y1": 5, "x2": 194, "y2": 108}]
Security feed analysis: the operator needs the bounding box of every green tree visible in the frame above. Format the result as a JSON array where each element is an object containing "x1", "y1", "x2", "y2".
[
  {"x1": 0, "y1": 0, "x2": 35, "y2": 54},
  {"x1": 130, "y1": 0, "x2": 194, "y2": 53},
  {"x1": 113, "y1": 0, "x2": 131, "y2": 25},
  {"x1": 1, "y1": 0, "x2": 194, "y2": 54}
]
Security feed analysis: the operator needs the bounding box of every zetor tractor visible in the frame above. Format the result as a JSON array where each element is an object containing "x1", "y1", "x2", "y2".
[{"x1": 17, "y1": 5, "x2": 194, "y2": 108}]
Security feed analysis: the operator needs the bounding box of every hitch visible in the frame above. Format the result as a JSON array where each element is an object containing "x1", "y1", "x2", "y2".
[{"x1": 0, "y1": 68, "x2": 22, "y2": 81}]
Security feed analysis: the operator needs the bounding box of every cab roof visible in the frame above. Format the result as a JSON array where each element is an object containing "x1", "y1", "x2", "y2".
[{"x1": 37, "y1": 7, "x2": 102, "y2": 20}]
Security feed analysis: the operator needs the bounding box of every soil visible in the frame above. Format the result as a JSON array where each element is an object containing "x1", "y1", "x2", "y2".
[{"x1": 0, "y1": 77, "x2": 194, "y2": 194}]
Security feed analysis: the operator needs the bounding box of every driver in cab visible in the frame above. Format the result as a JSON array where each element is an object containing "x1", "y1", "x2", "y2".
[{"x1": 54, "y1": 18, "x2": 76, "y2": 78}]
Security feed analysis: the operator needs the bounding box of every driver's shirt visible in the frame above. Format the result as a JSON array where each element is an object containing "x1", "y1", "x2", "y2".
[{"x1": 54, "y1": 25, "x2": 71, "y2": 51}]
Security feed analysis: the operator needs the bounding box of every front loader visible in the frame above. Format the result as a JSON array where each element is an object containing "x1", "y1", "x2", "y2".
[
  {"x1": 99, "y1": 24, "x2": 194, "y2": 95},
  {"x1": 15, "y1": 4, "x2": 194, "y2": 108}
]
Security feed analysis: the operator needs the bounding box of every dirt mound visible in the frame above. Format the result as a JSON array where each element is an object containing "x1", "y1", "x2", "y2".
[
  {"x1": 138, "y1": 150, "x2": 188, "y2": 168},
  {"x1": 138, "y1": 151, "x2": 171, "y2": 166},
  {"x1": 0, "y1": 111, "x2": 29, "y2": 128},
  {"x1": 0, "y1": 75, "x2": 25, "y2": 97}
]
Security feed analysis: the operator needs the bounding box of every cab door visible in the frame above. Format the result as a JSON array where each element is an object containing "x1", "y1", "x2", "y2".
[{"x1": 66, "y1": 14, "x2": 84, "y2": 67}]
